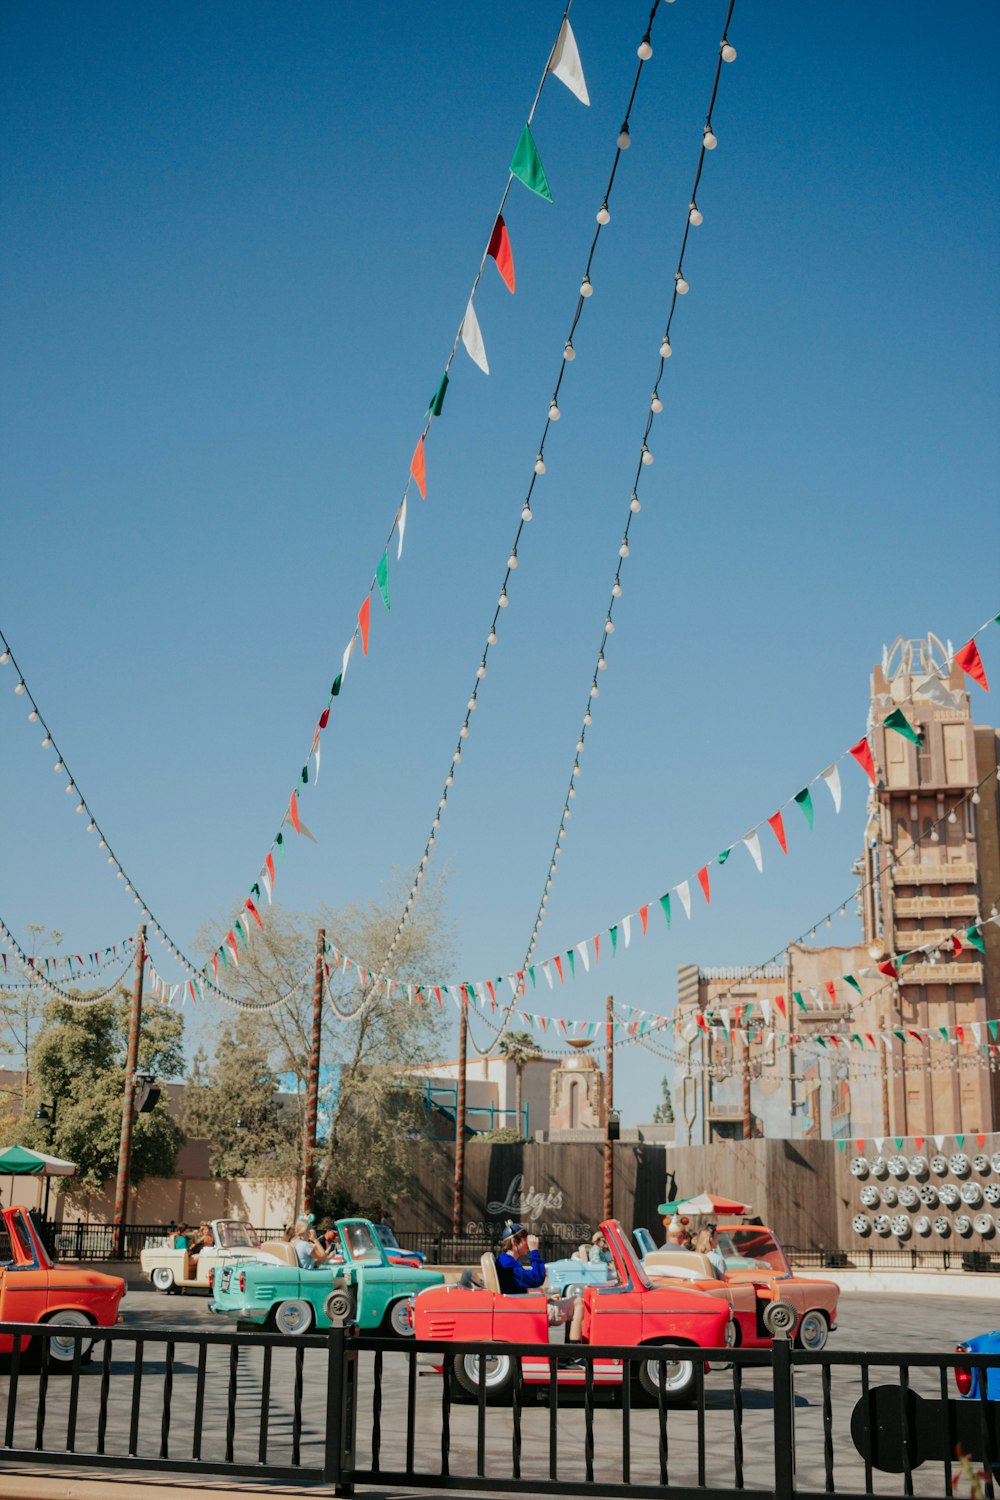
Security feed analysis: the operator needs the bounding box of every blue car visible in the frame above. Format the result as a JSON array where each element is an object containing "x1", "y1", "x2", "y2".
[
  {"x1": 956, "y1": 1329, "x2": 1000, "y2": 1401},
  {"x1": 544, "y1": 1255, "x2": 613, "y2": 1297}
]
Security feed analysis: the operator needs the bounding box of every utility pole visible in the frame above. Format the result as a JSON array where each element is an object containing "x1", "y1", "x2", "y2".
[
  {"x1": 303, "y1": 928, "x2": 326, "y2": 1219},
  {"x1": 452, "y1": 993, "x2": 468, "y2": 1236},
  {"x1": 113, "y1": 924, "x2": 146, "y2": 1258},
  {"x1": 603, "y1": 995, "x2": 614, "y2": 1221}
]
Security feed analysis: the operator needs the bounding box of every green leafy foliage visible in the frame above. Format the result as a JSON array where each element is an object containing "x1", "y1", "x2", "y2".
[
  {"x1": 652, "y1": 1076, "x2": 675, "y2": 1124},
  {"x1": 183, "y1": 1015, "x2": 297, "y2": 1178}
]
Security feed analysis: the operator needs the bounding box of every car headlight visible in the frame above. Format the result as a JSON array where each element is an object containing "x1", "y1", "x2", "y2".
[{"x1": 725, "y1": 1318, "x2": 737, "y2": 1348}]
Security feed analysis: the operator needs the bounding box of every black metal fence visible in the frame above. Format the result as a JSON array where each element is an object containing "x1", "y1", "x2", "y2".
[
  {"x1": 36, "y1": 1221, "x2": 287, "y2": 1262},
  {"x1": 1, "y1": 1320, "x2": 998, "y2": 1497},
  {"x1": 400, "y1": 1231, "x2": 582, "y2": 1264},
  {"x1": 786, "y1": 1244, "x2": 1000, "y2": 1274}
]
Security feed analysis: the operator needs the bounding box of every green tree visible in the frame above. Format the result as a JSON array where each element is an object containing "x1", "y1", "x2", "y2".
[
  {"x1": 0, "y1": 924, "x2": 64, "y2": 1123},
  {"x1": 653, "y1": 1076, "x2": 675, "y2": 1124},
  {"x1": 497, "y1": 1029, "x2": 541, "y2": 1133},
  {"x1": 20, "y1": 991, "x2": 185, "y2": 1191},
  {"x1": 183, "y1": 1015, "x2": 297, "y2": 1178}
]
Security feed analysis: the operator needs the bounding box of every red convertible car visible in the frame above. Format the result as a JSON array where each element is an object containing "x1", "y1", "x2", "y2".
[
  {"x1": 411, "y1": 1218, "x2": 732, "y2": 1403},
  {"x1": 0, "y1": 1205, "x2": 125, "y2": 1365}
]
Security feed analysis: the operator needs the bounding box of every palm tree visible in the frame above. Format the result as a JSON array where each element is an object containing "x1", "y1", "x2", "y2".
[{"x1": 498, "y1": 1030, "x2": 542, "y2": 1136}]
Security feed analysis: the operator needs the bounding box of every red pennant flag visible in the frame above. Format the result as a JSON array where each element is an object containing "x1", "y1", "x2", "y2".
[
  {"x1": 828, "y1": 1035, "x2": 839, "y2": 1048},
  {"x1": 951, "y1": 935, "x2": 963, "y2": 957},
  {"x1": 319, "y1": 708, "x2": 330, "y2": 729},
  {"x1": 849, "y1": 736, "x2": 876, "y2": 783},
  {"x1": 266, "y1": 851, "x2": 275, "y2": 887},
  {"x1": 878, "y1": 958, "x2": 898, "y2": 978},
  {"x1": 358, "y1": 595, "x2": 371, "y2": 655},
  {"x1": 856, "y1": 1139, "x2": 864, "y2": 1153},
  {"x1": 977, "y1": 1133, "x2": 986, "y2": 1149},
  {"x1": 866, "y1": 1033, "x2": 876, "y2": 1048},
  {"x1": 486, "y1": 980, "x2": 495, "y2": 1006},
  {"x1": 695, "y1": 1013, "x2": 708, "y2": 1031},
  {"x1": 908, "y1": 1029, "x2": 922, "y2": 1043},
  {"x1": 289, "y1": 790, "x2": 301, "y2": 834},
  {"x1": 487, "y1": 214, "x2": 515, "y2": 293},
  {"x1": 956, "y1": 1025, "x2": 965, "y2": 1044},
  {"x1": 212, "y1": 953, "x2": 218, "y2": 980},
  {"x1": 594, "y1": 934, "x2": 601, "y2": 965},
  {"x1": 434, "y1": 986, "x2": 442, "y2": 1007},
  {"x1": 226, "y1": 930, "x2": 238, "y2": 960},
  {"x1": 775, "y1": 995, "x2": 787, "y2": 1018},
  {"x1": 825, "y1": 981, "x2": 837, "y2": 1003},
  {"x1": 553, "y1": 954, "x2": 564, "y2": 984},
  {"x1": 768, "y1": 811, "x2": 788, "y2": 854},
  {"x1": 639, "y1": 903, "x2": 649, "y2": 936},
  {"x1": 954, "y1": 638, "x2": 989, "y2": 691},
  {"x1": 697, "y1": 866, "x2": 711, "y2": 903},
  {"x1": 914, "y1": 1136, "x2": 924, "y2": 1150},
  {"x1": 245, "y1": 898, "x2": 263, "y2": 929},
  {"x1": 410, "y1": 435, "x2": 427, "y2": 498}
]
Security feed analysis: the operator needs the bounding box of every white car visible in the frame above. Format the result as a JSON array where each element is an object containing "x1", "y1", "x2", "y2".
[{"x1": 139, "y1": 1219, "x2": 295, "y2": 1294}]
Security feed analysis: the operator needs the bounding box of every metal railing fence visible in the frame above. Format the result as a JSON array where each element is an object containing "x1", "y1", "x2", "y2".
[
  {"x1": 786, "y1": 1244, "x2": 1000, "y2": 1273},
  {"x1": 0, "y1": 1320, "x2": 998, "y2": 1497}
]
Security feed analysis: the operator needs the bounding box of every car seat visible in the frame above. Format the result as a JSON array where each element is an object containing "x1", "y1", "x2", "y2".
[{"x1": 480, "y1": 1252, "x2": 501, "y2": 1293}]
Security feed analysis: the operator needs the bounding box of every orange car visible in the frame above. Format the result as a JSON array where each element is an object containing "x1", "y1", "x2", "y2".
[{"x1": 0, "y1": 1205, "x2": 125, "y2": 1365}]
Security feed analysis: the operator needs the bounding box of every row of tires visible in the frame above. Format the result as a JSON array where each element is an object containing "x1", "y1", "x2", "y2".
[
  {"x1": 853, "y1": 1211, "x2": 1000, "y2": 1238},
  {"x1": 858, "y1": 1180, "x2": 1000, "y2": 1208},
  {"x1": 850, "y1": 1152, "x2": 1000, "y2": 1180}
]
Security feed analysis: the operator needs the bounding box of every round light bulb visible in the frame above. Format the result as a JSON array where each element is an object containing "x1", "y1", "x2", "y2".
[
  {"x1": 569, "y1": 787, "x2": 577, "y2": 798},
  {"x1": 972, "y1": 789, "x2": 980, "y2": 805},
  {"x1": 453, "y1": 750, "x2": 462, "y2": 765},
  {"x1": 612, "y1": 581, "x2": 622, "y2": 597},
  {"x1": 476, "y1": 663, "x2": 486, "y2": 679},
  {"x1": 676, "y1": 274, "x2": 689, "y2": 295},
  {"x1": 930, "y1": 827, "x2": 939, "y2": 842},
  {"x1": 14, "y1": 681, "x2": 24, "y2": 695},
  {"x1": 689, "y1": 205, "x2": 703, "y2": 227},
  {"x1": 619, "y1": 540, "x2": 630, "y2": 557},
  {"x1": 546, "y1": 880, "x2": 553, "y2": 891},
  {"x1": 596, "y1": 204, "x2": 610, "y2": 226},
  {"x1": 445, "y1": 774, "x2": 454, "y2": 787},
  {"x1": 563, "y1": 340, "x2": 575, "y2": 361},
  {"x1": 87, "y1": 820, "x2": 95, "y2": 832},
  {"x1": 535, "y1": 454, "x2": 546, "y2": 474},
  {"x1": 28, "y1": 709, "x2": 37, "y2": 722},
  {"x1": 99, "y1": 838, "x2": 106, "y2": 849},
  {"x1": 521, "y1": 504, "x2": 532, "y2": 521},
  {"x1": 428, "y1": 835, "x2": 436, "y2": 847},
  {"x1": 498, "y1": 590, "x2": 509, "y2": 608},
  {"x1": 54, "y1": 759, "x2": 62, "y2": 772},
  {"x1": 948, "y1": 809, "x2": 957, "y2": 824},
  {"x1": 617, "y1": 125, "x2": 631, "y2": 149},
  {"x1": 589, "y1": 683, "x2": 599, "y2": 698},
  {"x1": 840, "y1": 905, "x2": 847, "y2": 918},
  {"x1": 630, "y1": 496, "x2": 641, "y2": 512},
  {"x1": 721, "y1": 41, "x2": 737, "y2": 63},
  {"x1": 488, "y1": 629, "x2": 497, "y2": 644},
  {"x1": 548, "y1": 401, "x2": 560, "y2": 421},
  {"x1": 597, "y1": 654, "x2": 607, "y2": 670},
  {"x1": 637, "y1": 36, "x2": 653, "y2": 60},
  {"x1": 651, "y1": 393, "x2": 663, "y2": 413},
  {"x1": 507, "y1": 552, "x2": 518, "y2": 569},
  {"x1": 703, "y1": 128, "x2": 718, "y2": 150},
  {"x1": 868, "y1": 943, "x2": 882, "y2": 960},
  {"x1": 580, "y1": 275, "x2": 593, "y2": 298},
  {"x1": 583, "y1": 713, "x2": 592, "y2": 727},
  {"x1": 573, "y1": 764, "x2": 582, "y2": 777},
  {"x1": 0, "y1": 650, "x2": 8, "y2": 664},
  {"x1": 459, "y1": 725, "x2": 468, "y2": 739},
  {"x1": 41, "y1": 735, "x2": 51, "y2": 748},
  {"x1": 467, "y1": 697, "x2": 477, "y2": 711},
  {"x1": 641, "y1": 445, "x2": 653, "y2": 465},
  {"x1": 65, "y1": 782, "x2": 74, "y2": 794},
  {"x1": 558, "y1": 827, "x2": 566, "y2": 841},
  {"x1": 605, "y1": 617, "x2": 615, "y2": 632},
  {"x1": 576, "y1": 739, "x2": 585, "y2": 752}
]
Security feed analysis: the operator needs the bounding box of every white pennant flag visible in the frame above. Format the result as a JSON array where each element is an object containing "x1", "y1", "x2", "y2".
[
  {"x1": 676, "y1": 881, "x2": 691, "y2": 919},
  {"x1": 508, "y1": 974, "x2": 519, "y2": 995},
  {"x1": 882, "y1": 1034, "x2": 893, "y2": 1050},
  {"x1": 548, "y1": 17, "x2": 590, "y2": 105},
  {"x1": 261, "y1": 868, "x2": 273, "y2": 905},
  {"x1": 313, "y1": 738, "x2": 321, "y2": 783},
  {"x1": 448, "y1": 984, "x2": 462, "y2": 1009},
  {"x1": 735, "y1": 1028, "x2": 747, "y2": 1045},
  {"x1": 460, "y1": 299, "x2": 489, "y2": 374},
  {"x1": 971, "y1": 1021, "x2": 982, "y2": 1045},
  {"x1": 396, "y1": 496, "x2": 407, "y2": 560},
  {"x1": 341, "y1": 634, "x2": 356, "y2": 686},
  {"x1": 622, "y1": 914, "x2": 632, "y2": 948},
  {"x1": 577, "y1": 940, "x2": 590, "y2": 972},
  {"x1": 761, "y1": 997, "x2": 771, "y2": 1026},
  {"x1": 874, "y1": 1137, "x2": 884, "y2": 1152},
  {"x1": 821, "y1": 764, "x2": 842, "y2": 814},
  {"x1": 933, "y1": 1134, "x2": 945, "y2": 1150},
  {"x1": 913, "y1": 674, "x2": 962, "y2": 710},
  {"x1": 743, "y1": 830, "x2": 763, "y2": 873},
  {"x1": 542, "y1": 962, "x2": 553, "y2": 989}
]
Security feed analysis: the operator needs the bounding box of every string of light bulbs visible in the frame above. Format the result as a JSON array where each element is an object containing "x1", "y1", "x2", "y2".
[
  {"x1": 337, "y1": 0, "x2": 680, "y2": 1013},
  {"x1": 144, "y1": 953, "x2": 310, "y2": 1014}
]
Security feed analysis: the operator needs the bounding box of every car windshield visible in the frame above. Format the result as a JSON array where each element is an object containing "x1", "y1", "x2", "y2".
[
  {"x1": 716, "y1": 1227, "x2": 789, "y2": 1275},
  {"x1": 217, "y1": 1222, "x2": 261, "y2": 1249},
  {"x1": 604, "y1": 1221, "x2": 650, "y2": 1291},
  {"x1": 343, "y1": 1223, "x2": 383, "y2": 1265},
  {"x1": 375, "y1": 1224, "x2": 401, "y2": 1250}
]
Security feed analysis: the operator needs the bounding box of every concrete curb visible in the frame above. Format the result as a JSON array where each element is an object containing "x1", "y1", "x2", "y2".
[{"x1": 790, "y1": 1265, "x2": 1000, "y2": 1296}]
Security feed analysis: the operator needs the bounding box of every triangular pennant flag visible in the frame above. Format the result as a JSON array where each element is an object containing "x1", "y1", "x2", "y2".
[
  {"x1": 331, "y1": 671, "x2": 343, "y2": 697},
  {"x1": 610, "y1": 925, "x2": 618, "y2": 955},
  {"x1": 697, "y1": 867, "x2": 711, "y2": 903},
  {"x1": 486, "y1": 215, "x2": 515, "y2": 293},
  {"x1": 341, "y1": 634, "x2": 356, "y2": 687},
  {"x1": 639, "y1": 904, "x2": 649, "y2": 936},
  {"x1": 743, "y1": 830, "x2": 763, "y2": 873},
  {"x1": 676, "y1": 881, "x2": 691, "y2": 919},
  {"x1": 577, "y1": 940, "x2": 590, "y2": 972},
  {"x1": 718, "y1": 847, "x2": 731, "y2": 864},
  {"x1": 376, "y1": 551, "x2": 390, "y2": 611},
  {"x1": 553, "y1": 954, "x2": 564, "y2": 984},
  {"x1": 510, "y1": 124, "x2": 553, "y2": 202},
  {"x1": 843, "y1": 974, "x2": 861, "y2": 994},
  {"x1": 396, "y1": 496, "x2": 407, "y2": 560},
  {"x1": 427, "y1": 372, "x2": 449, "y2": 418},
  {"x1": 460, "y1": 298, "x2": 489, "y2": 374},
  {"x1": 821, "y1": 764, "x2": 842, "y2": 814},
  {"x1": 565, "y1": 951, "x2": 574, "y2": 979},
  {"x1": 793, "y1": 992, "x2": 807, "y2": 1012},
  {"x1": 836, "y1": 1138, "x2": 845, "y2": 1151},
  {"x1": 913, "y1": 673, "x2": 962, "y2": 710},
  {"x1": 874, "y1": 1137, "x2": 884, "y2": 1153},
  {"x1": 793, "y1": 788, "x2": 814, "y2": 830},
  {"x1": 956, "y1": 1134, "x2": 965, "y2": 1147},
  {"x1": 410, "y1": 434, "x2": 427, "y2": 498},
  {"x1": 547, "y1": 17, "x2": 590, "y2": 105},
  {"x1": 964, "y1": 926, "x2": 986, "y2": 953},
  {"x1": 659, "y1": 894, "x2": 671, "y2": 928},
  {"x1": 358, "y1": 595, "x2": 371, "y2": 654},
  {"x1": 622, "y1": 915, "x2": 632, "y2": 947},
  {"x1": 849, "y1": 737, "x2": 876, "y2": 783},
  {"x1": 768, "y1": 811, "x2": 788, "y2": 855},
  {"x1": 878, "y1": 958, "x2": 899, "y2": 979},
  {"x1": 883, "y1": 708, "x2": 922, "y2": 745},
  {"x1": 289, "y1": 790, "x2": 302, "y2": 835},
  {"x1": 954, "y1": 638, "x2": 989, "y2": 691},
  {"x1": 542, "y1": 962, "x2": 553, "y2": 989},
  {"x1": 245, "y1": 899, "x2": 263, "y2": 930},
  {"x1": 933, "y1": 1134, "x2": 945, "y2": 1150},
  {"x1": 825, "y1": 981, "x2": 837, "y2": 1004}
]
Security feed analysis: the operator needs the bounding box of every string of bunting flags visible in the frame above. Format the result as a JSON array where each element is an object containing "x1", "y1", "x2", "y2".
[
  {"x1": 0, "y1": 915, "x2": 134, "y2": 1008},
  {"x1": 0, "y1": 936, "x2": 137, "y2": 985}
]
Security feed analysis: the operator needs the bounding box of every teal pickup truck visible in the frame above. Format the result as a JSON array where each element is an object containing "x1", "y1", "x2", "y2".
[{"x1": 208, "y1": 1217, "x2": 444, "y2": 1337}]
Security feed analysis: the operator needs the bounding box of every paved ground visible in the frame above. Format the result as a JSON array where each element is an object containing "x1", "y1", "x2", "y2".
[{"x1": 0, "y1": 1283, "x2": 994, "y2": 1497}]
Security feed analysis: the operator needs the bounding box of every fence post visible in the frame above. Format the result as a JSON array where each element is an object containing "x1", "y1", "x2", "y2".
[
  {"x1": 324, "y1": 1324, "x2": 358, "y2": 1495},
  {"x1": 771, "y1": 1331, "x2": 796, "y2": 1500}
]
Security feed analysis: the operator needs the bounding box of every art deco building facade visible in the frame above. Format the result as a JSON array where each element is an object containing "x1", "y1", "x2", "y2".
[{"x1": 675, "y1": 635, "x2": 999, "y2": 1143}]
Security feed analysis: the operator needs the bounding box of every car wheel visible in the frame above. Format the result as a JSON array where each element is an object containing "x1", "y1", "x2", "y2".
[
  {"x1": 795, "y1": 1310, "x2": 829, "y2": 1352},
  {"x1": 636, "y1": 1343, "x2": 696, "y2": 1404},
  {"x1": 453, "y1": 1351, "x2": 514, "y2": 1402},
  {"x1": 151, "y1": 1266, "x2": 175, "y2": 1294},
  {"x1": 382, "y1": 1298, "x2": 414, "y2": 1338},
  {"x1": 273, "y1": 1299, "x2": 315, "y2": 1336},
  {"x1": 43, "y1": 1311, "x2": 95, "y2": 1368}
]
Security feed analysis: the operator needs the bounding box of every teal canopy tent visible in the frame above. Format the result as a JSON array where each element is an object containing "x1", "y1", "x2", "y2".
[{"x1": 0, "y1": 1145, "x2": 77, "y2": 1219}]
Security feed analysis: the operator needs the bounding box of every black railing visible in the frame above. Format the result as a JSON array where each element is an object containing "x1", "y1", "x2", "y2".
[
  {"x1": 398, "y1": 1231, "x2": 582, "y2": 1264},
  {"x1": 1, "y1": 1320, "x2": 998, "y2": 1497},
  {"x1": 35, "y1": 1222, "x2": 287, "y2": 1262},
  {"x1": 786, "y1": 1244, "x2": 1000, "y2": 1273}
]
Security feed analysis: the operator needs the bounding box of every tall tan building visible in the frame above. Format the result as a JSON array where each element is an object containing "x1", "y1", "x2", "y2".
[{"x1": 675, "y1": 634, "x2": 999, "y2": 1143}]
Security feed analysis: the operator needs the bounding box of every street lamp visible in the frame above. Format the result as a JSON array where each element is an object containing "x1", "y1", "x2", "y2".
[
  {"x1": 34, "y1": 1102, "x2": 57, "y2": 1219},
  {"x1": 606, "y1": 1108, "x2": 621, "y2": 1142}
]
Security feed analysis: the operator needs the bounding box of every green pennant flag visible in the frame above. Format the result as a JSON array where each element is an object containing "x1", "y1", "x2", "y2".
[
  {"x1": 718, "y1": 848, "x2": 731, "y2": 865},
  {"x1": 610, "y1": 925, "x2": 618, "y2": 955},
  {"x1": 851, "y1": 1033, "x2": 863, "y2": 1048},
  {"x1": 883, "y1": 708, "x2": 922, "y2": 745},
  {"x1": 236, "y1": 921, "x2": 249, "y2": 953},
  {"x1": 566, "y1": 949, "x2": 575, "y2": 979},
  {"x1": 251, "y1": 882, "x2": 260, "y2": 900},
  {"x1": 275, "y1": 832, "x2": 285, "y2": 861},
  {"x1": 843, "y1": 974, "x2": 862, "y2": 994},
  {"x1": 331, "y1": 673, "x2": 343, "y2": 697},
  {"x1": 895, "y1": 1137, "x2": 904, "y2": 1151},
  {"x1": 939, "y1": 1026, "x2": 948, "y2": 1041},
  {"x1": 427, "y1": 372, "x2": 449, "y2": 418},
  {"x1": 894, "y1": 1029, "x2": 905, "y2": 1043},
  {"x1": 835, "y1": 1135, "x2": 843, "y2": 1149},
  {"x1": 956, "y1": 1134, "x2": 965, "y2": 1148},
  {"x1": 793, "y1": 788, "x2": 814, "y2": 830},
  {"x1": 301, "y1": 765, "x2": 308, "y2": 785},
  {"x1": 817, "y1": 1036, "x2": 827, "y2": 1048},
  {"x1": 376, "y1": 550, "x2": 390, "y2": 611},
  {"x1": 989, "y1": 1020, "x2": 999, "y2": 1041},
  {"x1": 528, "y1": 966, "x2": 536, "y2": 989},
  {"x1": 659, "y1": 893, "x2": 671, "y2": 928},
  {"x1": 511, "y1": 124, "x2": 553, "y2": 201},
  {"x1": 793, "y1": 992, "x2": 807, "y2": 1012},
  {"x1": 219, "y1": 946, "x2": 228, "y2": 970},
  {"x1": 964, "y1": 926, "x2": 986, "y2": 953}
]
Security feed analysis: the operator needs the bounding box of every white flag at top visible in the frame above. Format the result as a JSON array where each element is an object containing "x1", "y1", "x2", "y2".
[{"x1": 548, "y1": 17, "x2": 590, "y2": 105}]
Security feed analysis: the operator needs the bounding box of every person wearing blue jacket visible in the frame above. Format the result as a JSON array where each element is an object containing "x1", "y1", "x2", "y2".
[{"x1": 495, "y1": 1221, "x2": 584, "y2": 1340}]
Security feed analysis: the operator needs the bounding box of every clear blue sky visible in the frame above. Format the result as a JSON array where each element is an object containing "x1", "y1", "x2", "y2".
[{"x1": 2, "y1": 2, "x2": 998, "y2": 1122}]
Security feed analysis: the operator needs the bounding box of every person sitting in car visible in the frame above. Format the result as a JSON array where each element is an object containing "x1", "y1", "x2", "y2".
[{"x1": 496, "y1": 1221, "x2": 583, "y2": 1340}]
